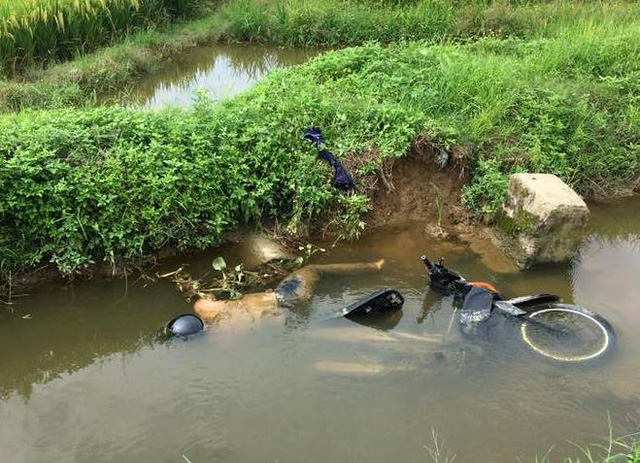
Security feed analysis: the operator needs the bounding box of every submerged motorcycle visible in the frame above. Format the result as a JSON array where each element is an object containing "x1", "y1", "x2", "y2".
[{"x1": 420, "y1": 254, "x2": 615, "y2": 362}]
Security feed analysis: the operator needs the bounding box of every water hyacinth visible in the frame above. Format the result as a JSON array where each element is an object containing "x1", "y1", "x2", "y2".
[{"x1": 0, "y1": 0, "x2": 204, "y2": 75}]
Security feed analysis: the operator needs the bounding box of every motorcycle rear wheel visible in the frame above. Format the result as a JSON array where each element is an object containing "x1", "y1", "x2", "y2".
[{"x1": 520, "y1": 304, "x2": 614, "y2": 362}]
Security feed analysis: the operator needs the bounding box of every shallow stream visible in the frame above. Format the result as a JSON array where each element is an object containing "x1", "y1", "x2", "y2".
[{"x1": 2, "y1": 199, "x2": 640, "y2": 462}]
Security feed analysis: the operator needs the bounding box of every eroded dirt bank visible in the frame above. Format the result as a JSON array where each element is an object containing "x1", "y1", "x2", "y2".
[
  {"x1": 361, "y1": 142, "x2": 518, "y2": 273},
  {"x1": 364, "y1": 140, "x2": 469, "y2": 229},
  {"x1": 1, "y1": 142, "x2": 512, "y2": 297}
]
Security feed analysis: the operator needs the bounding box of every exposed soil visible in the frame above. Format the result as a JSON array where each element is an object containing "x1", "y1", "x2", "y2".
[
  {"x1": 362, "y1": 139, "x2": 519, "y2": 273},
  {"x1": 365, "y1": 139, "x2": 470, "y2": 230},
  {"x1": 0, "y1": 229, "x2": 304, "y2": 299}
]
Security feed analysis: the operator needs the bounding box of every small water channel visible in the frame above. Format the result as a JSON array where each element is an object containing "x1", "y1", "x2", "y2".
[
  {"x1": 2, "y1": 199, "x2": 640, "y2": 462},
  {"x1": 120, "y1": 43, "x2": 323, "y2": 109}
]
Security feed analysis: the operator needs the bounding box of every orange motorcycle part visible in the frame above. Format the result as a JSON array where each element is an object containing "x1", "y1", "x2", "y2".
[{"x1": 469, "y1": 281, "x2": 499, "y2": 293}]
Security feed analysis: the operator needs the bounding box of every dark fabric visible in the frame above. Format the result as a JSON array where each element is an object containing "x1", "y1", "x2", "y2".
[
  {"x1": 303, "y1": 127, "x2": 355, "y2": 190},
  {"x1": 318, "y1": 149, "x2": 355, "y2": 190},
  {"x1": 302, "y1": 127, "x2": 324, "y2": 150}
]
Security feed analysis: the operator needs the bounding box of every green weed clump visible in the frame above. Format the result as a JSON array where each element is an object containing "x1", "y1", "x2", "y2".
[
  {"x1": 217, "y1": 0, "x2": 640, "y2": 47},
  {"x1": 0, "y1": 100, "x2": 336, "y2": 275},
  {"x1": 537, "y1": 430, "x2": 640, "y2": 463},
  {"x1": 1, "y1": 28, "x2": 639, "y2": 276},
  {"x1": 0, "y1": 0, "x2": 209, "y2": 76}
]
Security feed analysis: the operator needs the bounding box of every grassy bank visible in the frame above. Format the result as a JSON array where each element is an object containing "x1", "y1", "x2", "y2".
[
  {"x1": 1, "y1": 28, "x2": 639, "y2": 277},
  {"x1": 0, "y1": 0, "x2": 211, "y2": 77},
  {"x1": 0, "y1": 13, "x2": 228, "y2": 111},
  {"x1": 218, "y1": 0, "x2": 640, "y2": 47},
  {"x1": 2, "y1": 0, "x2": 640, "y2": 112}
]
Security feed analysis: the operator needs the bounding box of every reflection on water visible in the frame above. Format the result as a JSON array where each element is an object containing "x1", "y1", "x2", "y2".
[
  {"x1": 125, "y1": 43, "x2": 323, "y2": 109},
  {"x1": 0, "y1": 280, "x2": 188, "y2": 399},
  {"x1": 2, "y1": 199, "x2": 640, "y2": 462}
]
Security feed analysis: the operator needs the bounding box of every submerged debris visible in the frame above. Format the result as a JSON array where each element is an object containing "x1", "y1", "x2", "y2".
[
  {"x1": 313, "y1": 360, "x2": 416, "y2": 376},
  {"x1": 159, "y1": 232, "x2": 325, "y2": 304}
]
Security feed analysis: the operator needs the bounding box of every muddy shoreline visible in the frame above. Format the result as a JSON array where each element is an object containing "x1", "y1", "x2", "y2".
[
  {"x1": 3, "y1": 141, "x2": 635, "y2": 298},
  {"x1": 1, "y1": 148, "x2": 501, "y2": 298}
]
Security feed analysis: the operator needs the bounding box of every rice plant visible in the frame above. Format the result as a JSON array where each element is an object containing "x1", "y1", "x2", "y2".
[{"x1": 0, "y1": 0, "x2": 206, "y2": 75}]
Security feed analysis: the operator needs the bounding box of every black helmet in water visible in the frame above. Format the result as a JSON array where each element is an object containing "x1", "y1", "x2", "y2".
[{"x1": 165, "y1": 314, "x2": 204, "y2": 337}]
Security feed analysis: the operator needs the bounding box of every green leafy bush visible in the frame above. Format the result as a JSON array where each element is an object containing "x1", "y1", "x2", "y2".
[
  {"x1": 1, "y1": 28, "x2": 639, "y2": 276},
  {"x1": 0, "y1": 103, "x2": 334, "y2": 274}
]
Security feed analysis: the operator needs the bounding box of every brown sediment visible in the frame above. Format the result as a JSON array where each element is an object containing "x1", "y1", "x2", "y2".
[
  {"x1": 454, "y1": 225, "x2": 520, "y2": 274},
  {"x1": 0, "y1": 228, "x2": 306, "y2": 298},
  {"x1": 0, "y1": 244, "x2": 201, "y2": 299},
  {"x1": 360, "y1": 138, "x2": 518, "y2": 274},
  {"x1": 363, "y1": 138, "x2": 470, "y2": 229},
  {"x1": 1, "y1": 261, "x2": 139, "y2": 301}
]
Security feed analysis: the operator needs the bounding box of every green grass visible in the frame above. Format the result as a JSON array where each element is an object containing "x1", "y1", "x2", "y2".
[
  {"x1": 217, "y1": 0, "x2": 640, "y2": 47},
  {"x1": 1, "y1": 26, "x2": 639, "y2": 277},
  {"x1": 535, "y1": 430, "x2": 640, "y2": 463},
  {"x1": 0, "y1": 0, "x2": 210, "y2": 76},
  {"x1": 0, "y1": 12, "x2": 228, "y2": 111},
  {"x1": 2, "y1": 0, "x2": 640, "y2": 112}
]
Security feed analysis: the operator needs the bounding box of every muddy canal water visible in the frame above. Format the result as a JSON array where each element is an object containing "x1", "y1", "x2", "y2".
[
  {"x1": 123, "y1": 43, "x2": 322, "y2": 109},
  {"x1": 2, "y1": 199, "x2": 640, "y2": 462}
]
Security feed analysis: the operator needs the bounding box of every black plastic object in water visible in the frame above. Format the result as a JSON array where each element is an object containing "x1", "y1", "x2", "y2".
[
  {"x1": 420, "y1": 254, "x2": 467, "y2": 295},
  {"x1": 505, "y1": 294, "x2": 560, "y2": 310},
  {"x1": 341, "y1": 288, "x2": 405, "y2": 320},
  {"x1": 165, "y1": 314, "x2": 204, "y2": 337},
  {"x1": 420, "y1": 253, "x2": 616, "y2": 362},
  {"x1": 302, "y1": 127, "x2": 355, "y2": 190}
]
